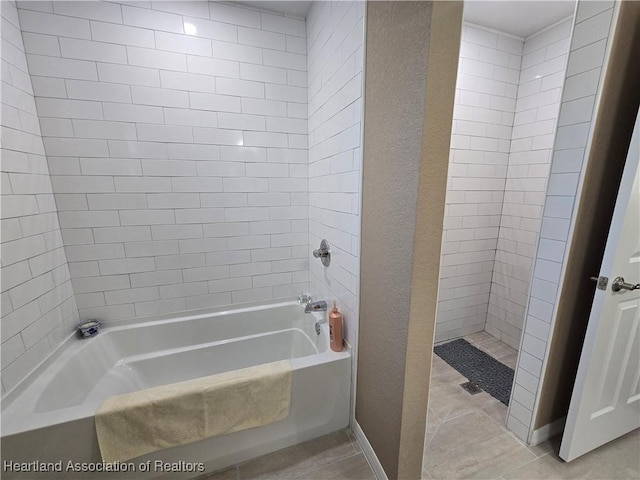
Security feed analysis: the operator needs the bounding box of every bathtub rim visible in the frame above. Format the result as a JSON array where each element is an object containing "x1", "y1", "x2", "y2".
[{"x1": 1, "y1": 298, "x2": 350, "y2": 438}]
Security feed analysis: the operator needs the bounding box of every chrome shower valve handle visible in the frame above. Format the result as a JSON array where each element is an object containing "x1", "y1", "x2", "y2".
[{"x1": 313, "y1": 239, "x2": 331, "y2": 267}]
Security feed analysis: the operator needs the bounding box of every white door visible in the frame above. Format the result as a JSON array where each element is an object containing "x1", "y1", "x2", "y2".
[{"x1": 560, "y1": 110, "x2": 640, "y2": 462}]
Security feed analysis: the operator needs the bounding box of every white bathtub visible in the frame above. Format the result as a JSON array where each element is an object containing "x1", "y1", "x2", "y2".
[{"x1": 0, "y1": 300, "x2": 351, "y2": 479}]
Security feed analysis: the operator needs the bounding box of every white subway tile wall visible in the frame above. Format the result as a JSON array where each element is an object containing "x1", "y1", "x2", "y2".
[
  {"x1": 306, "y1": 1, "x2": 364, "y2": 344},
  {"x1": 506, "y1": 1, "x2": 615, "y2": 441},
  {"x1": 437, "y1": 20, "x2": 574, "y2": 349},
  {"x1": 436, "y1": 25, "x2": 523, "y2": 342},
  {"x1": 488, "y1": 19, "x2": 573, "y2": 350},
  {"x1": 1, "y1": 1, "x2": 79, "y2": 394},
  {"x1": 17, "y1": 0, "x2": 310, "y2": 322}
]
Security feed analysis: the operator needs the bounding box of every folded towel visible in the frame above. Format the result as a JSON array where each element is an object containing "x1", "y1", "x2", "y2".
[{"x1": 95, "y1": 360, "x2": 292, "y2": 463}]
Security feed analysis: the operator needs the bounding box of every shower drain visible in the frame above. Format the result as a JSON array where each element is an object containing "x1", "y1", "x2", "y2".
[{"x1": 460, "y1": 381, "x2": 483, "y2": 395}]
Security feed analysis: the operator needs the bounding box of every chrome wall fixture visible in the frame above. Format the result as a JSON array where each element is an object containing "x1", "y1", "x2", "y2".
[{"x1": 313, "y1": 239, "x2": 331, "y2": 267}]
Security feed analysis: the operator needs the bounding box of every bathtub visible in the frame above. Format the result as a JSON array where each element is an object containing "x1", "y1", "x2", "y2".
[{"x1": 0, "y1": 300, "x2": 351, "y2": 479}]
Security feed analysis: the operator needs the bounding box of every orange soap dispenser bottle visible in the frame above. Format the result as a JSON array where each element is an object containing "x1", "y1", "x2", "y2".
[{"x1": 329, "y1": 301, "x2": 343, "y2": 352}]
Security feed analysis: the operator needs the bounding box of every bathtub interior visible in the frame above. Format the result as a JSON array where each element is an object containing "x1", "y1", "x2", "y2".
[
  {"x1": 41, "y1": 329, "x2": 318, "y2": 413},
  {"x1": 37, "y1": 303, "x2": 326, "y2": 410}
]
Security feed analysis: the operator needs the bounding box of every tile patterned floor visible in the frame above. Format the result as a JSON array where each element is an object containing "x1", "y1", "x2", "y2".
[
  {"x1": 199, "y1": 429, "x2": 375, "y2": 480},
  {"x1": 198, "y1": 331, "x2": 639, "y2": 479},
  {"x1": 424, "y1": 332, "x2": 640, "y2": 480}
]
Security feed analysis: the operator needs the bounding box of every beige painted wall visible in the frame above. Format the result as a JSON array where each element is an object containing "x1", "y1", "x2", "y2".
[
  {"x1": 356, "y1": 2, "x2": 462, "y2": 478},
  {"x1": 357, "y1": 3, "x2": 431, "y2": 475},
  {"x1": 400, "y1": 3, "x2": 463, "y2": 478}
]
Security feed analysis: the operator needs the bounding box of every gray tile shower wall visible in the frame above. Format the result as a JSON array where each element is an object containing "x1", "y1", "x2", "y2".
[
  {"x1": 16, "y1": 1, "x2": 310, "y2": 322},
  {"x1": 1, "y1": 0, "x2": 80, "y2": 394}
]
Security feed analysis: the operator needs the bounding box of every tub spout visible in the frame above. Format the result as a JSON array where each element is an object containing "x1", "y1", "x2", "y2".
[{"x1": 304, "y1": 300, "x2": 327, "y2": 313}]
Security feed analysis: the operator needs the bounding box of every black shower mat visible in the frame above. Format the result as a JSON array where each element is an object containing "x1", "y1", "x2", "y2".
[{"x1": 434, "y1": 338, "x2": 514, "y2": 405}]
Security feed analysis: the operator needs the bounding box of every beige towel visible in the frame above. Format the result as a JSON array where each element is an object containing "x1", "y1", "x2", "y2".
[{"x1": 95, "y1": 360, "x2": 292, "y2": 463}]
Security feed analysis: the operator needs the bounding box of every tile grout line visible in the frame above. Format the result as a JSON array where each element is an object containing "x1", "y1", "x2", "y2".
[{"x1": 499, "y1": 450, "x2": 554, "y2": 478}]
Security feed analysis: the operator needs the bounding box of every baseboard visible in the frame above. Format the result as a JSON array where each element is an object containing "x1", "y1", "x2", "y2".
[
  {"x1": 353, "y1": 421, "x2": 388, "y2": 480},
  {"x1": 529, "y1": 417, "x2": 566, "y2": 446}
]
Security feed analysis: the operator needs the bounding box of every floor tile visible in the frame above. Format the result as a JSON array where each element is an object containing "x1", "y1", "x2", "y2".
[
  {"x1": 501, "y1": 423, "x2": 639, "y2": 480},
  {"x1": 197, "y1": 467, "x2": 238, "y2": 480},
  {"x1": 429, "y1": 369, "x2": 470, "y2": 397},
  {"x1": 424, "y1": 421, "x2": 439, "y2": 452},
  {"x1": 502, "y1": 450, "x2": 600, "y2": 479},
  {"x1": 346, "y1": 429, "x2": 363, "y2": 454},
  {"x1": 431, "y1": 354, "x2": 459, "y2": 377},
  {"x1": 303, "y1": 454, "x2": 375, "y2": 480},
  {"x1": 498, "y1": 352, "x2": 518, "y2": 369},
  {"x1": 426, "y1": 431, "x2": 536, "y2": 479},
  {"x1": 525, "y1": 435, "x2": 561, "y2": 458},
  {"x1": 465, "y1": 332, "x2": 496, "y2": 346},
  {"x1": 422, "y1": 471, "x2": 434, "y2": 480},
  {"x1": 475, "y1": 338, "x2": 517, "y2": 360},
  {"x1": 197, "y1": 429, "x2": 376, "y2": 480},
  {"x1": 429, "y1": 386, "x2": 498, "y2": 422},
  {"x1": 425, "y1": 410, "x2": 507, "y2": 457},
  {"x1": 481, "y1": 397, "x2": 508, "y2": 426},
  {"x1": 589, "y1": 429, "x2": 640, "y2": 479},
  {"x1": 238, "y1": 430, "x2": 358, "y2": 479},
  {"x1": 426, "y1": 407, "x2": 441, "y2": 427}
]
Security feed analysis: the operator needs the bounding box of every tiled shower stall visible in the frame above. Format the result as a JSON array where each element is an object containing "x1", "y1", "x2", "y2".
[
  {"x1": 1, "y1": 0, "x2": 364, "y2": 394},
  {"x1": 436, "y1": 18, "x2": 574, "y2": 349}
]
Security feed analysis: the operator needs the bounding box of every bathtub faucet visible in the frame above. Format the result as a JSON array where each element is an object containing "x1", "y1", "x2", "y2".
[
  {"x1": 304, "y1": 300, "x2": 327, "y2": 313},
  {"x1": 304, "y1": 300, "x2": 327, "y2": 335}
]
